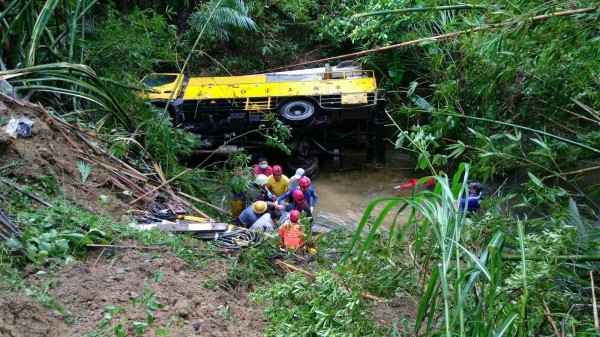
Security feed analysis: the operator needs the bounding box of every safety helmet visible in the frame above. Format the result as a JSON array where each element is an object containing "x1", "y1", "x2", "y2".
[
  {"x1": 289, "y1": 210, "x2": 300, "y2": 222},
  {"x1": 292, "y1": 189, "x2": 304, "y2": 201},
  {"x1": 252, "y1": 201, "x2": 268, "y2": 213},
  {"x1": 298, "y1": 177, "x2": 310, "y2": 188},
  {"x1": 255, "y1": 174, "x2": 268, "y2": 186},
  {"x1": 272, "y1": 165, "x2": 283, "y2": 174}
]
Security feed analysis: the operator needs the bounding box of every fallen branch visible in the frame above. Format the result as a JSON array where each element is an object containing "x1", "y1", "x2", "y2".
[
  {"x1": 149, "y1": 162, "x2": 209, "y2": 218},
  {"x1": 541, "y1": 299, "x2": 561, "y2": 337},
  {"x1": 275, "y1": 260, "x2": 384, "y2": 302},
  {"x1": 0, "y1": 177, "x2": 53, "y2": 208},
  {"x1": 542, "y1": 165, "x2": 600, "y2": 181},
  {"x1": 130, "y1": 168, "x2": 191, "y2": 204},
  {"x1": 179, "y1": 191, "x2": 228, "y2": 217},
  {"x1": 265, "y1": 7, "x2": 597, "y2": 72},
  {"x1": 0, "y1": 209, "x2": 20, "y2": 236}
]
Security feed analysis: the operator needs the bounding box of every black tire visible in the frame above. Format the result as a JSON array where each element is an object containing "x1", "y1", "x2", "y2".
[
  {"x1": 154, "y1": 104, "x2": 181, "y2": 126},
  {"x1": 288, "y1": 156, "x2": 319, "y2": 179},
  {"x1": 279, "y1": 100, "x2": 316, "y2": 126}
]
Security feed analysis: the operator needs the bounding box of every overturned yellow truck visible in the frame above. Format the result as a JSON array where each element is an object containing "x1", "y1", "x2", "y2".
[{"x1": 142, "y1": 62, "x2": 387, "y2": 171}]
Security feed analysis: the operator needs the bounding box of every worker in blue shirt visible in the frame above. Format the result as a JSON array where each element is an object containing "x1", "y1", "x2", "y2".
[
  {"x1": 277, "y1": 177, "x2": 318, "y2": 211},
  {"x1": 459, "y1": 182, "x2": 483, "y2": 213},
  {"x1": 238, "y1": 201, "x2": 283, "y2": 228}
]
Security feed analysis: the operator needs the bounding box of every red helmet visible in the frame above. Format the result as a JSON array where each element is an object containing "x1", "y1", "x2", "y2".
[
  {"x1": 272, "y1": 165, "x2": 282, "y2": 174},
  {"x1": 289, "y1": 210, "x2": 300, "y2": 222},
  {"x1": 298, "y1": 177, "x2": 310, "y2": 188},
  {"x1": 292, "y1": 189, "x2": 304, "y2": 201}
]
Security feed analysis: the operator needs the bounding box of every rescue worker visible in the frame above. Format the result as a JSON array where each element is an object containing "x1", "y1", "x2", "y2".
[
  {"x1": 285, "y1": 189, "x2": 313, "y2": 222},
  {"x1": 289, "y1": 168, "x2": 305, "y2": 190},
  {"x1": 277, "y1": 177, "x2": 318, "y2": 211},
  {"x1": 253, "y1": 156, "x2": 273, "y2": 176},
  {"x1": 267, "y1": 165, "x2": 290, "y2": 200},
  {"x1": 238, "y1": 200, "x2": 283, "y2": 228},
  {"x1": 229, "y1": 168, "x2": 247, "y2": 219},
  {"x1": 279, "y1": 210, "x2": 304, "y2": 251},
  {"x1": 251, "y1": 174, "x2": 275, "y2": 202},
  {"x1": 459, "y1": 182, "x2": 483, "y2": 213},
  {"x1": 250, "y1": 210, "x2": 282, "y2": 232}
]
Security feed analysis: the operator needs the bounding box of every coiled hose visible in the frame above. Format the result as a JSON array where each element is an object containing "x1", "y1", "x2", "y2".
[{"x1": 193, "y1": 226, "x2": 262, "y2": 250}]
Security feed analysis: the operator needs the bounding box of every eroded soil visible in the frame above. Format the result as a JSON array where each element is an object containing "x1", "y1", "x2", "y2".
[{"x1": 16, "y1": 250, "x2": 265, "y2": 337}]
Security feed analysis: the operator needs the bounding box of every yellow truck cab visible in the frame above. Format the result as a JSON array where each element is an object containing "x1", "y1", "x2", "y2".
[{"x1": 142, "y1": 62, "x2": 387, "y2": 170}]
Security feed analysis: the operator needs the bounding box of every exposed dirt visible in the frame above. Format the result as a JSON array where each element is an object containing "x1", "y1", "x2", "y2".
[
  {"x1": 40, "y1": 249, "x2": 265, "y2": 336},
  {"x1": 0, "y1": 95, "x2": 129, "y2": 218},
  {"x1": 0, "y1": 293, "x2": 67, "y2": 337}
]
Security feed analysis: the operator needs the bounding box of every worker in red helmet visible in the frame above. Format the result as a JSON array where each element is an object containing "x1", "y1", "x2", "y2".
[
  {"x1": 267, "y1": 164, "x2": 290, "y2": 200},
  {"x1": 279, "y1": 209, "x2": 304, "y2": 251},
  {"x1": 277, "y1": 176, "x2": 318, "y2": 211},
  {"x1": 284, "y1": 188, "x2": 313, "y2": 222}
]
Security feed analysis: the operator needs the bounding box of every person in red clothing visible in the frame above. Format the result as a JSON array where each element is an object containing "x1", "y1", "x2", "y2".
[
  {"x1": 279, "y1": 210, "x2": 304, "y2": 251},
  {"x1": 285, "y1": 189, "x2": 313, "y2": 222},
  {"x1": 252, "y1": 156, "x2": 273, "y2": 176}
]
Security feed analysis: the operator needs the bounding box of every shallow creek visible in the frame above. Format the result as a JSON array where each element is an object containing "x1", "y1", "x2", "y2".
[{"x1": 310, "y1": 161, "x2": 421, "y2": 231}]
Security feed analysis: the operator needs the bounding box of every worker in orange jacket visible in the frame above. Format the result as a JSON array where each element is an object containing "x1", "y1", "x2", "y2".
[{"x1": 279, "y1": 210, "x2": 304, "y2": 251}]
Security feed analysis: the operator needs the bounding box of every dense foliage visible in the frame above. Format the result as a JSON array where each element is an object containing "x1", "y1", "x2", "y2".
[{"x1": 1, "y1": 0, "x2": 599, "y2": 336}]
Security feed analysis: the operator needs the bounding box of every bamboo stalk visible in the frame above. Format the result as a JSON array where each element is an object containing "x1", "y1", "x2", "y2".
[
  {"x1": 265, "y1": 7, "x2": 597, "y2": 72},
  {"x1": 353, "y1": 5, "x2": 486, "y2": 18},
  {"x1": 0, "y1": 177, "x2": 53, "y2": 208},
  {"x1": 591, "y1": 271, "x2": 599, "y2": 335},
  {"x1": 152, "y1": 162, "x2": 174, "y2": 194},
  {"x1": 542, "y1": 165, "x2": 600, "y2": 181},
  {"x1": 130, "y1": 168, "x2": 191, "y2": 204},
  {"x1": 275, "y1": 260, "x2": 384, "y2": 302},
  {"x1": 0, "y1": 209, "x2": 20, "y2": 235},
  {"x1": 541, "y1": 299, "x2": 561, "y2": 337},
  {"x1": 80, "y1": 154, "x2": 148, "y2": 182},
  {"x1": 502, "y1": 254, "x2": 600, "y2": 262},
  {"x1": 150, "y1": 162, "x2": 203, "y2": 218},
  {"x1": 178, "y1": 191, "x2": 228, "y2": 216}
]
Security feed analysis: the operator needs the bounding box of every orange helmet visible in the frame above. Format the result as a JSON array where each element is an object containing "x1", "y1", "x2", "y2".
[
  {"x1": 290, "y1": 210, "x2": 300, "y2": 222},
  {"x1": 298, "y1": 177, "x2": 310, "y2": 188},
  {"x1": 292, "y1": 189, "x2": 304, "y2": 201}
]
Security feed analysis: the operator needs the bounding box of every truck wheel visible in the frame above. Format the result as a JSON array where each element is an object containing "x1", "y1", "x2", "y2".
[
  {"x1": 279, "y1": 100, "x2": 315, "y2": 126},
  {"x1": 288, "y1": 156, "x2": 319, "y2": 179},
  {"x1": 155, "y1": 104, "x2": 181, "y2": 126}
]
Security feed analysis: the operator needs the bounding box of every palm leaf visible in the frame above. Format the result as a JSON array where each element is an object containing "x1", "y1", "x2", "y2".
[
  {"x1": 26, "y1": 0, "x2": 60, "y2": 66},
  {"x1": 0, "y1": 62, "x2": 133, "y2": 130}
]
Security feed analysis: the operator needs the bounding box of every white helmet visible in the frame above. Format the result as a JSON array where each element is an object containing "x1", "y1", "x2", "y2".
[{"x1": 255, "y1": 174, "x2": 268, "y2": 186}]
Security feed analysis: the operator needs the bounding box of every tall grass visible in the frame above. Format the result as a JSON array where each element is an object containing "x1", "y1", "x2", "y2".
[{"x1": 341, "y1": 163, "x2": 526, "y2": 336}]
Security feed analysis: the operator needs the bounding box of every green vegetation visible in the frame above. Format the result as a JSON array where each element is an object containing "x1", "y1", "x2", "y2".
[{"x1": 1, "y1": 0, "x2": 599, "y2": 336}]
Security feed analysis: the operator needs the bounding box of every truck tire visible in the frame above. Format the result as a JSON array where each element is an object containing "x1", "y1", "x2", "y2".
[
  {"x1": 288, "y1": 156, "x2": 319, "y2": 178},
  {"x1": 279, "y1": 100, "x2": 315, "y2": 126},
  {"x1": 154, "y1": 104, "x2": 181, "y2": 126}
]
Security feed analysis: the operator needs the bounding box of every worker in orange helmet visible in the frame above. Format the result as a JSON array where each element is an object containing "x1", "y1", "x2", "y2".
[{"x1": 279, "y1": 210, "x2": 304, "y2": 251}]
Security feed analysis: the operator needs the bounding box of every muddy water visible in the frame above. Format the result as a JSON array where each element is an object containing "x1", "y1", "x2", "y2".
[{"x1": 311, "y1": 165, "x2": 420, "y2": 231}]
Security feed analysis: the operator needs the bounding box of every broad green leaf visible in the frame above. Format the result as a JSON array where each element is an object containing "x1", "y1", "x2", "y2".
[
  {"x1": 527, "y1": 172, "x2": 544, "y2": 188},
  {"x1": 133, "y1": 321, "x2": 148, "y2": 336}
]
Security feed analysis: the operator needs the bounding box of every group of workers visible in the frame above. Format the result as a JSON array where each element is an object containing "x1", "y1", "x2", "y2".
[
  {"x1": 231, "y1": 155, "x2": 485, "y2": 250},
  {"x1": 231, "y1": 156, "x2": 319, "y2": 251}
]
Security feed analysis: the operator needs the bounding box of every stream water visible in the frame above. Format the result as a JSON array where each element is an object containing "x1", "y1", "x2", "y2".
[{"x1": 309, "y1": 155, "x2": 420, "y2": 231}]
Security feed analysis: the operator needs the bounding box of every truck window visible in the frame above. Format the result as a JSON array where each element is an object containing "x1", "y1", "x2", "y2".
[{"x1": 142, "y1": 74, "x2": 178, "y2": 88}]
